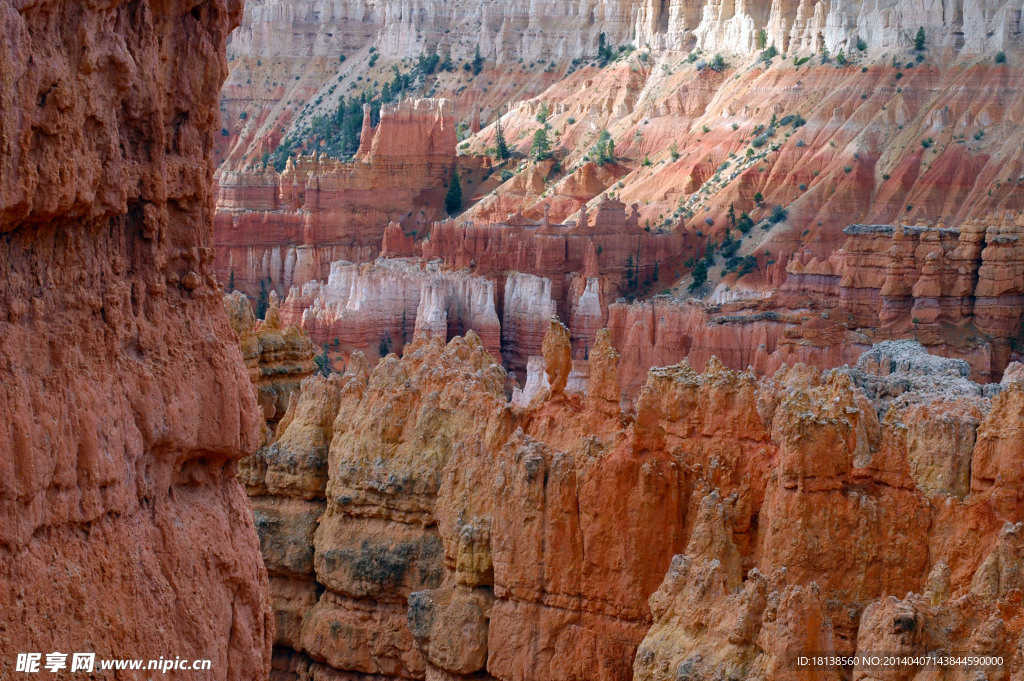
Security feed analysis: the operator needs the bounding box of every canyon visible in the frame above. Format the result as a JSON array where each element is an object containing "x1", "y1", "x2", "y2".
[
  {"x1": 213, "y1": 6, "x2": 1024, "y2": 676},
  {"x1": 5, "y1": 0, "x2": 1024, "y2": 680},
  {"x1": 215, "y1": 0, "x2": 1024, "y2": 392}
]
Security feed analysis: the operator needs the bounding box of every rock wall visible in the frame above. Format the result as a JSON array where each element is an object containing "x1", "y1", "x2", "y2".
[
  {"x1": 232, "y1": 0, "x2": 1018, "y2": 65},
  {"x1": 0, "y1": 1, "x2": 271, "y2": 677},
  {"x1": 634, "y1": 342, "x2": 1023, "y2": 681}
]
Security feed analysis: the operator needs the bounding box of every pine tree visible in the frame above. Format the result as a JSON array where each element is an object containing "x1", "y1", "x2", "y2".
[
  {"x1": 314, "y1": 345, "x2": 331, "y2": 377},
  {"x1": 228, "y1": 269, "x2": 235, "y2": 292},
  {"x1": 530, "y1": 128, "x2": 551, "y2": 162},
  {"x1": 472, "y1": 45, "x2": 484, "y2": 75},
  {"x1": 379, "y1": 332, "x2": 393, "y2": 357},
  {"x1": 495, "y1": 108, "x2": 511, "y2": 160},
  {"x1": 728, "y1": 203, "x2": 737, "y2": 230},
  {"x1": 256, "y1": 278, "x2": 270, "y2": 318},
  {"x1": 445, "y1": 170, "x2": 463, "y2": 215},
  {"x1": 914, "y1": 27, "x2": 926, "y2": 51},
  {"x1": 598, "y1": 32, "x2": 613, "y2": 65}
]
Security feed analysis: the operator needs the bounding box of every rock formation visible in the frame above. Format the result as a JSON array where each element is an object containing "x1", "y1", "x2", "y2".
[
  {"x1": 237, "y1": 325, "x2": 1024, "y2": 681},
  {"x1": 635, "y1": 341, "x2": 1024, "y2": 681},
  {"x1": 225, "y1": 290, "x2": 316, "y2": 435},
  {"x1": 0, "y1": 1, "x2": 271, "y2": 677},
  {"x1": 280, "y1": 258, "x2": 502, "y2": 362},
  {"x1": 214, "y1": 98, "x2": 458, "y2": 296}
]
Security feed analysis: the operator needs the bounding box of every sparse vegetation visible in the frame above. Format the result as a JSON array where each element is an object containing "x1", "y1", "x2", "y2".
[
  {"x1": 760, "y1": 45, "x2": 778, "y2": 63},
  {"x1": 597, "y1": 32, "x2": 614, "y2": 65},
  {"x1": 536, "y1": 103, "x2": 549, "y2": 124},
  {"x1": 737, "y1": 211, "x2": 754, "y2": 233},
  {"x1": 472, "y1": 45, "x2": 484, "y2": 75},
  {"x1": 378, "y1": 332, "x2": 393, "y2": 357},
  {"x1": 768, "y1": 204, "x2": 788, "y2": 224},
  {"x1": 314, "y1": 345, "x2": 331, "y2": 377}
]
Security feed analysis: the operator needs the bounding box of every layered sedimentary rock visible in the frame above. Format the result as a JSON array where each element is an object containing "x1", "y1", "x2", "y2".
[
  {"x1": 243, "y1": 326, "x2": 1024, "y2": 681},
  {"x1": 0, "y1": 1, "x2": 271, "y2": 677},
  {"x1": 604, "y1": 211, "x2": 1024, "y2": 396},
  {"x1": 607, "y1": 296, "x2": 794, "y2": 396},
  {"x1": 405, "y1": 198, "x2": 691, "y2": 373},
  {"x1": 225, "y1": 290, "x2": 316, "y2": 434},
  {"x1": 214, "y1": 98, "x2": 457, "y2": 296},
  {"x1": 281, "y1": 258, "x2": 502, "y2": 361},
  {"x1": 218, "y1": 0, "x2": 1024, "y2": 403},
  {"x1": 828, "y1": 220, "x2": 1019, "y2": 332},
  {"x1": 223, "y1": 0, "x2": 1020, "y2": 169},
  {"x1": 275, "y1": 199, "x2": 688, "y2": 380},
  {"x1": 414, "y1": 198, "x2": 689, "y2": 294}
]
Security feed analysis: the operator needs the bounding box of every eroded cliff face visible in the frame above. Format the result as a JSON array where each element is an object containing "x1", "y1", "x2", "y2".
[
  {"x1": 214, "y1": 98, "x2": 459, "y2": 296},
  {"x1": 0, "y1": 1, "x2": 271, "y2": 677},
  {"x1": 242, "y1": 323, "x2": 1024, "y2": 681}
]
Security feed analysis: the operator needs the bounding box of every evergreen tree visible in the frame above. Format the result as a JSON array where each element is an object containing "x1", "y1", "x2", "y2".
[
  {"x1": 591, "y1": 130, "x2": 615, "y2": 165},
  {"x1": 228, "y1": 269, "x2": 235, "y2": 292},
  {"x1": 256, "y1": 278, "x2": 270, "y2": 318},
  {"x1": 314, "y1": 345, "x2": 331, "y2": 377},
  {"x1": 756, "y1": 29, "x2": 768, "y2": 50},
  {"x1": 495, "y1": 108, "x2": 511, "y2": 160},
  {"x1": 472, "y1": 45, "x2": 484, "y2": 75},
  {"x1": 737, "y1": 211, "x2": 754, "y2": 233},
  {"x1": 728, "y1": 203, "x2": 737, "y2": 230},
  {"x1": 914, "y1": 27, "x2": 926, "y2": 51},
  {"x1": 597, "y1": 32, "x2": 614, "y2": 65},
  {"x1": 530, "y1": 128, "x2": 552, "y2": 162},
  {"x1": 445, "y1": 170, "x2": 463, "y2": 215},
  {"x1": 379, "y1": 332, "x2": 393, "y2": 357}
]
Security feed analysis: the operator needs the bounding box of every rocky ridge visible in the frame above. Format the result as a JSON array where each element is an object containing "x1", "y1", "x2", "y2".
[{"x1": 239, "y1": 317, "x2": 1024, "y2": 681}]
